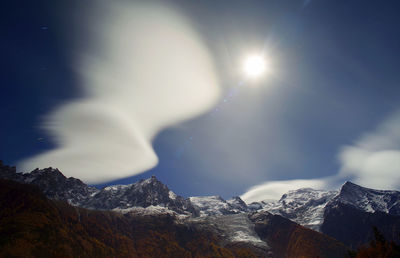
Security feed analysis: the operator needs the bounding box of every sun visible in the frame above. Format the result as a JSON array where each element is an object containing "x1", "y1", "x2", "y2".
[{"x1": 243, "y1": 55, "x2": 268, "y2": 78}]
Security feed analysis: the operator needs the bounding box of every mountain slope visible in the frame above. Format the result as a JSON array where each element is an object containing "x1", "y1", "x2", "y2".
[
  {"x1": 189, "y1": 196, "x2": 248, "y2": 216},
  {"x1": 328, "y1": 181, "x2": 400, "y2": 215},
  {"x1": 321, "y1": 182, "x2": 400, "y2": 248},
  {"x1": 249, "y1": 211, "x2": 348, "y2": 258},
  {"x1": 0, "y1": 179, "x2": 262, "y2": 257},
  {"x1": 0, "y1": 178, "x2": 350, "y2": 257},
  {"x1": 0, "y1": 161, "x2": 98, "y2": 205},
  {"x1": 0, "y1": 162, "x2": 198, "y2": 216},
  {"x1": 251, "y1": 188, "x2": 337, "y2": 231},
  {"x1": 83, "y1": 176, "x2": 199, "y2": 216},
  {"x1": 0, "y1": 162, "x2": 353, "y2": 257}
]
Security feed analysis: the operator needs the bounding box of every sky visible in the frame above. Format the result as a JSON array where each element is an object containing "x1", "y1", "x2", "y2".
[{"x1": 1, "y1": 0, "x2": 400, "y2": 201}]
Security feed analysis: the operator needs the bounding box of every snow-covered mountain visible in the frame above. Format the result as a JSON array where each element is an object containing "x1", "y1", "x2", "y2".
[
  {"x1": 188, "y1": 213, "x2": 270, "y2": 249},
  {"x1": 251, "y1": 188, "x2": 338, "y2": 231},
  {"x1": 83, "y1": 176, "x2": 199, "y2": 215},
  {"x1": 248, "y1": 181, "x2": 400, "y2": 232},
  {"x1": 189, "y1": 195, "x2": 247, "y2": 216},
  {"x1": 321, "y1": 181, "x2": 400, "y2": 247},
  {"x1": 2, "y1": 161, "x2": 400, "y2": 225},
  {"x1": 1, "y1": 161, "x2": 400, "y2": 249},
  {"x1": 326, "y1": 181, "x2": 400, "y2": 215},
  {"x1": 0, "y1": 163, "x2": 197, "y2": 216},
  {"x1": 0, "y1": 163, "x2": 98, "y2": 205}
]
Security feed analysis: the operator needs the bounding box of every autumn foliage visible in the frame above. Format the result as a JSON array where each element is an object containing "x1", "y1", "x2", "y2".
[{"x1": 350, "y1": 227, "x2": 400, "y2": 258}]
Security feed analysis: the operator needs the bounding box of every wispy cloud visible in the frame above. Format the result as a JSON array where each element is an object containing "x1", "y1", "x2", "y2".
[
  {"x1": 19, "y1": 2, "x2": 220, "y2": 183},
  {"x1": 241, "y1": 110, "x2": 400, "y2": 202},
  {"x1": 338, "y1": 110, "x2": 400, "y2": 189}
]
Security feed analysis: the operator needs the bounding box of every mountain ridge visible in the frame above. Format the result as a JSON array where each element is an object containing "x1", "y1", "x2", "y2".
[
  {"x1": 0, "y1": 176, "x2": 348, "y2": 257},
  {"x1": 1, "y1": 161, "x2": 400, "y2": 252}
]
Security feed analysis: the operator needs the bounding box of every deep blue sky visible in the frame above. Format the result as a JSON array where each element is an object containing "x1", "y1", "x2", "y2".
[{"x1": 2, "y1": 0, "x2": 400, "y2": 199}]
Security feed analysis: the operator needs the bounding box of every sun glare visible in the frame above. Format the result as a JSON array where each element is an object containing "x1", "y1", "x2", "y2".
[{"x1": 243, "y1": 55, "x2": 268, "y2": 78}]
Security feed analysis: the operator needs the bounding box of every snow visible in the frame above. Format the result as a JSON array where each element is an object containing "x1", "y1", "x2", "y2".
[
  {"x1": 190, "y1": 196, "x2": 226, "y2": 207},
  {"x1": 169, "y1": 191, "x2": 177, "y2": 200},
  {"x1": 224, "y1": 214, "x2": 265, "y2": 244},
  {"x1": 112, "y1": 205, "x2": 191, "y2": 220},
  {"x1": 103, "y1": 184, "x2": 130, "y2": 191},
  {"x1": 255, "y1": 183, "x2": 400, "y2": 232},
  {"x1": 189, "y1": 214, "x2": 268, "y2": 247},
  {"x1": 90, "y1": 191, "x2": 99, "y2": 197},
  {"x1": 334, "y1": 181, "x2": 400, "y2": 215},
  {"x1": 258, "y1": 188, "x2": 338, "y2": 231},
  {"x1": 189, "y1": 196, "x2": 230, "y2": 216},
  {"x1": 113, "y1": 205, "x2": 174, "y2": 215}
]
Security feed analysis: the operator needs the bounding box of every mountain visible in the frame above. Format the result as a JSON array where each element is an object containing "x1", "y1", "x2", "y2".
[
  {"x1": 3, "y1": 161, "x2": 400, "y2": 255},
  {"x1": 252, "y1": 188, "x2": 337, "y2": 231},
  {"x1": 0, "y1": 161, "x2": 350, "y2": 257},
  {"x1": 189, "y1": 195, "x2": 248, "y2": 216},
  {"x1": 0, "y1": 161, "x2": 98, "y2": 205},
  {"x1": 0, "y1": 179, "x2": 261, "y2": 257},
  {"x1": 0, "y1": 178, "x2": 349, "y2": 257},
  {"x1": 248, "y1": 180, "x2": 400, "y2": 248},
  {"x1": 326, "y1": 181, "x2": 400, "y2": 215},
  {"x1": 82, "y1": 176, "x2": 199, "y2": 216},
  {"x1": 321, "y1": 182, "x2": 400, "y2": 248},
  {"x1": 0, "y1": 162, "x2": 197, "y2": 216},
  {"x1": 249, "y1": 211, "x2": 348, "y2": 258}
]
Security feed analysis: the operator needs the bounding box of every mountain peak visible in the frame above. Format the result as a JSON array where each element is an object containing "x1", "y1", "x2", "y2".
[
  {"x1": 85, "y1": 175, "x2": 199, "y2": 216},
  {"x1": 138, "y1": 175, "x2": 163, "y2": 186},
  {"x1": 29, "y1": 167, "x2": 65, "y2": 178},
  {"x1": 341, "y1": 180, "x2": 359, "y2": 188},
  {"x1": 331, "y1": 181, "x2": 400, "y2": 215},
  {"x1": 338, "y1": 181, "x2": 360, "y2": 195}
]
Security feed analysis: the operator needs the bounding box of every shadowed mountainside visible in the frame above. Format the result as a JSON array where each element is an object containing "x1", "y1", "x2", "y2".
[{"x1": 249, "y1": 211, "x2": 348, "y2": 258}]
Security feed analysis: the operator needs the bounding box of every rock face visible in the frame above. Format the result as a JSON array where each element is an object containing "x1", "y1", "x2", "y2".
[
  {"x1": 0, "y1": 162, "x2": 197, "y2": 215},
  {"x1": 83, "y1": 176, "x2": 199, "y2": 216},
  {"x1": 247, "y1": 181, "x2": 400, "y2": 247},
  {"x1": 326, "y1": 181, "x2": 400, "y2": 215},
  {"x1": 0, "y1": 162, "x2": 98, "y2": 205},
  {"x1": 321, "y1": 182, "x2": 400, "y2": 248},
  {"x1": 189, "y1": 195, "x2": 248, "y2": 216}
]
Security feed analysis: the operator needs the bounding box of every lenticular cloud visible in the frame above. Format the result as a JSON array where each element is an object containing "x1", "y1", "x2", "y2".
[
  {"x1": 241, "y1": 110, "x2": 400, "y2": 202},
  {"x1": 19, "y1": 2, "x2": 220, "y2": 183},
  {"x1": 337, "y1": 110, "x2": 400, "y2": 190}
]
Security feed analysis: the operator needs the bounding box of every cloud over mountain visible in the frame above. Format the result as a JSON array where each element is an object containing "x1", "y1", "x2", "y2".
[
  {"x1": 242, "y1": 110, "x2": 400, "y2": 202},
  {"x1": 338, "y1": 110, "x2": 400, "y2": 189}
]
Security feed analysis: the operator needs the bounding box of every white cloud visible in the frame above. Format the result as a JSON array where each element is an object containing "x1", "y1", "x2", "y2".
[
  {"x1": 338, "y1": 110, "x2": 400, "y2": 189},
  {"x1": 19, "y1": 2, "x2": 220, "y2": 183},
  {"x1": 241, "y1": 110, "x2": 400, "y2": 203},
  {"x1": 241, "y1": 178, "x2": 328, "y2": 203}
]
